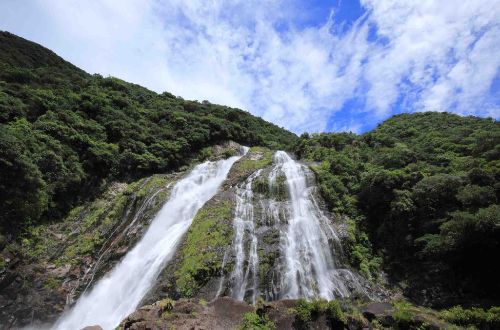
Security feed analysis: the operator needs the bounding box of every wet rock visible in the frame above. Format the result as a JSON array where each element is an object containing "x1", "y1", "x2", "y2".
[{"x1": 359, "y1": 302, "x2": 393, "y2": 321}]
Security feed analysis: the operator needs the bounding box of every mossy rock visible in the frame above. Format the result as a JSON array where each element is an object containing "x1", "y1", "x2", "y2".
[{"x1": 175, "y1": 199, "x2": 235, "y2": 297}]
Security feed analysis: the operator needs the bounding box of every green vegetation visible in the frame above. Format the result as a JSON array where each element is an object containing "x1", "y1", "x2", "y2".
[
  {"x1": 252, "y1": 173, "x2": 287, "y2": 201},
  {"x1": 233, "y1": 147, "x2": 274, "y2": 173},
  {"x1": 43, "y1": 276, "x2": 60, "y2": 290},
  {"x1": 159, "y1": 298, "x2": 175, "y2": 319},
  {"x1": 392, "y1": 300, "x2": 414, "y2": 326},
  {"x1": 295, "y1": 112, "x2": 499, "y2": 305},
  {"x1": 440, "y1": 305, "x2": 500, "y2": 329},
  {"x1": 240, "y1": 312, "x2": 276, "y2": 330},
  {"x1": 175, "y1": 200, "x2": 234, "y2": 296},
  {"x1": 19, "y1": 174, "x2": 172, "y2": 267},
  {"x1": 0, "y1": 32, "x2": 296, "y2": 236},
  {"x1": 293, "y1": 299, "x2": 346, "y2": 328}
]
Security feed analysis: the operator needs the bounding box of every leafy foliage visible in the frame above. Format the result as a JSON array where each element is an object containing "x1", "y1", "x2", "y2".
[
  {"x1": 239, "y1": 312, "x2": 276, "y2": 330},
  {"x1": 0, "y1": 32, "x2": 296, "y2": 235},
  {"x1": 295, "y1": 112, "x2": 500, "y2": 305},
  {"x1": 440, "y1": 305, "x2": 500, "y2": 329},
  {"x1": 293, "y1": 299, "x2": 346, "y2": 329}
]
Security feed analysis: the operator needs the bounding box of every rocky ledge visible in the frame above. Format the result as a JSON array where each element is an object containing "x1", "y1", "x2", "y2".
[{"x1": 118, "y1": 297, "x2": 452, "y2": 330}]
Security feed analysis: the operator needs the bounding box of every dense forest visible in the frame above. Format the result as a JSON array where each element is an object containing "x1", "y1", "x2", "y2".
[
  {"x1": 294, "y1": 112, "x2": 500, "y2": 307},
  {"x1": 0, "y1": 31, "x2": 296, "y2": 235}
]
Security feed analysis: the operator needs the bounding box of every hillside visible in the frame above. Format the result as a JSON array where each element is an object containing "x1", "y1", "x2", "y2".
[
  {"x1": 0, "y1": 31, "x2": 297, "y2": 235},
  {"x1": 294, "y1": 112, "x2": 500, "y2": 307}
]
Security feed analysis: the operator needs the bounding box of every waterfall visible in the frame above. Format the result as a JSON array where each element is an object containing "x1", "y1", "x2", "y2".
[
  {"x1": 230, "y1": 169, "x2": 261, "y2": 303},
  {"x1": 52, "y1": 153, "x2": 244, "y2": 330},
  {"x1": 273, "y1": 150, "x2": 350, "y2": 300}
]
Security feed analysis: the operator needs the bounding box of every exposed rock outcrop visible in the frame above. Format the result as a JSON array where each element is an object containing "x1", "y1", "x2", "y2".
[{"x1": 119, "y1": 297, "x2": 453, "y2": 330}]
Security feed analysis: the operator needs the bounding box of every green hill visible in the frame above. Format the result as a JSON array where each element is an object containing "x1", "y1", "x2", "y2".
[
  {"x1": 295, "y1": 112, "x2": 500, "y2": 306},
  {"x1": 0, "y1": 31, "x2": 297, "y2": 235}
]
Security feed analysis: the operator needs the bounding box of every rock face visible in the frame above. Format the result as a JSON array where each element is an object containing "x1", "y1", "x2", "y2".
[{"x1": 0, "y1": 174, "x2": 179, "y2": 328}]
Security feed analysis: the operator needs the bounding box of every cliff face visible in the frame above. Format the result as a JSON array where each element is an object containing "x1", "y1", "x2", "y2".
[{"x1": 0, "y1": 172, "x2": 178, "y2": 328}]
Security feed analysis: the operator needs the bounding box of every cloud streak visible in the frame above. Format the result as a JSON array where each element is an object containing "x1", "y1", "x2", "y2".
[{"x1": 0, "y1": 0, "x2": 498, "y2": 133}]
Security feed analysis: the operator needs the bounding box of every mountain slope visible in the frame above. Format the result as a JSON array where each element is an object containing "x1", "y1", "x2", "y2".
[
  {"x1": 0, "y1": 31, "x2": 297, "y2": 235},
  {"x1": 294, "y1": 112, "x2": 500, "y2": 307}
]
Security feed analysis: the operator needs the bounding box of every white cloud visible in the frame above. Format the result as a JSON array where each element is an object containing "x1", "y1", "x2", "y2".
[
  {"x1": 361, "y1": 0, "x2": 500, "y2": 118},
  {"x1": 0, "y1": 0, "x2": 498, "y2": 133}
]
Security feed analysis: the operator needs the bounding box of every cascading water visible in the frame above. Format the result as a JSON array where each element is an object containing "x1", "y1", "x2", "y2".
[
  {"x1": 229, "y1": 169, "x2": 261, "y2": 303},
  {"x1": 272, "y1": 150, "x2": 352, "y2": 300},
  {"x1": 52, "y1": 153, "x2": 244, "y2": 330},
  {"x1": 220, "y1": 150, "x2": 367, "y2": 303}
]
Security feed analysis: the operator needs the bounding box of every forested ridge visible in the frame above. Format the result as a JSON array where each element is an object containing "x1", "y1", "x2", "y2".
[
  {"x1": 294, "y1": 112, "x2": 500, "y2": 307},
  {"x1": 0, "y1": 31, "x2": 296, "y2": 235},
  {"x1": 1, "y1": 31, "x2": 499, "y2": 328}
]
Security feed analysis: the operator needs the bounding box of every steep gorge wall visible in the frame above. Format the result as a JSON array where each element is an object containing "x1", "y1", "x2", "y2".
[{"x1": 0, "y1": 173, "x2": 179, "y2": 328}]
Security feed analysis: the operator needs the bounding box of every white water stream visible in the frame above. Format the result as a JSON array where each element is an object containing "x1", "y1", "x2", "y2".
[
  {"x1": 230, "y1": 169, "x2": 261, "y2": 303},
  {"x1": 52, "y1": 153, "x2": 243, "y2": 330},
  {"x1": 273, "y1": 151, "x2": 349, "y2": 300}
]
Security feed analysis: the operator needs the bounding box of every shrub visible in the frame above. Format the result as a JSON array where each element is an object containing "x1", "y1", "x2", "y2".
[
  {"x1": 293, "y1": 299, "x2": 346, "y2": 328},
  {"x1": 393, "y1": 300, "x2": 414, "y2": 325},
  {"x1": 239, "y1": 312, "x2": 276, "y2": 330},
  {"x1": 440, "y1": 305, "x2": 500, "y2": 329}
]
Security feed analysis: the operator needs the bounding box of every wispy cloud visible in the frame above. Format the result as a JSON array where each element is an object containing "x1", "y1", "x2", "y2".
[{"x1": 0, "y1": 0, "x2": 498, "y2": 133}]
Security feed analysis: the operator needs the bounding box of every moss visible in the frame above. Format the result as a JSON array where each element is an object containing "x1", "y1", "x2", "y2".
[
  {"x1": 51, "y1": 174, "x2": 174, "y2": 266},
  {"x1": 175, "y1": 200, "x2": 234, "y2": 297},
  {"x1": 199, "y1": 298, "x2": 207, "y2": 307},
  {"x1": 269, "y1": 174, "x2": 288, "y2": 201},
  {"x1": 44, "y1": 276, "x2": 60, "y2": 290},
  {"x1": 258, "y1": 249, "x2": 279, "y2": 293},
  {"x1": 252, "y1": 177, "x2": 270, "y2": 196},
  {"x1": 134, "y1": 174, "x2": 172, "y2": 199},
  {"x1": 261, "y1": 229, "x2": 280, "y2": 246},
  {"x1": 233, "y1": 147, "x2": 273, "y2": 174}
]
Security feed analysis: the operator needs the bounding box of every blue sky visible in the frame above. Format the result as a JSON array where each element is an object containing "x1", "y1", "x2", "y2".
[{"x1": 0, "y1": 0, "x2": 499, "y2": 133}]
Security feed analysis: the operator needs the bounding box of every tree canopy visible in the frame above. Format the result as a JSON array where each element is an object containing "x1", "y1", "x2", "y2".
[{"x1": 0, "y1": 31, "x2": 297, "y2": 234}]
